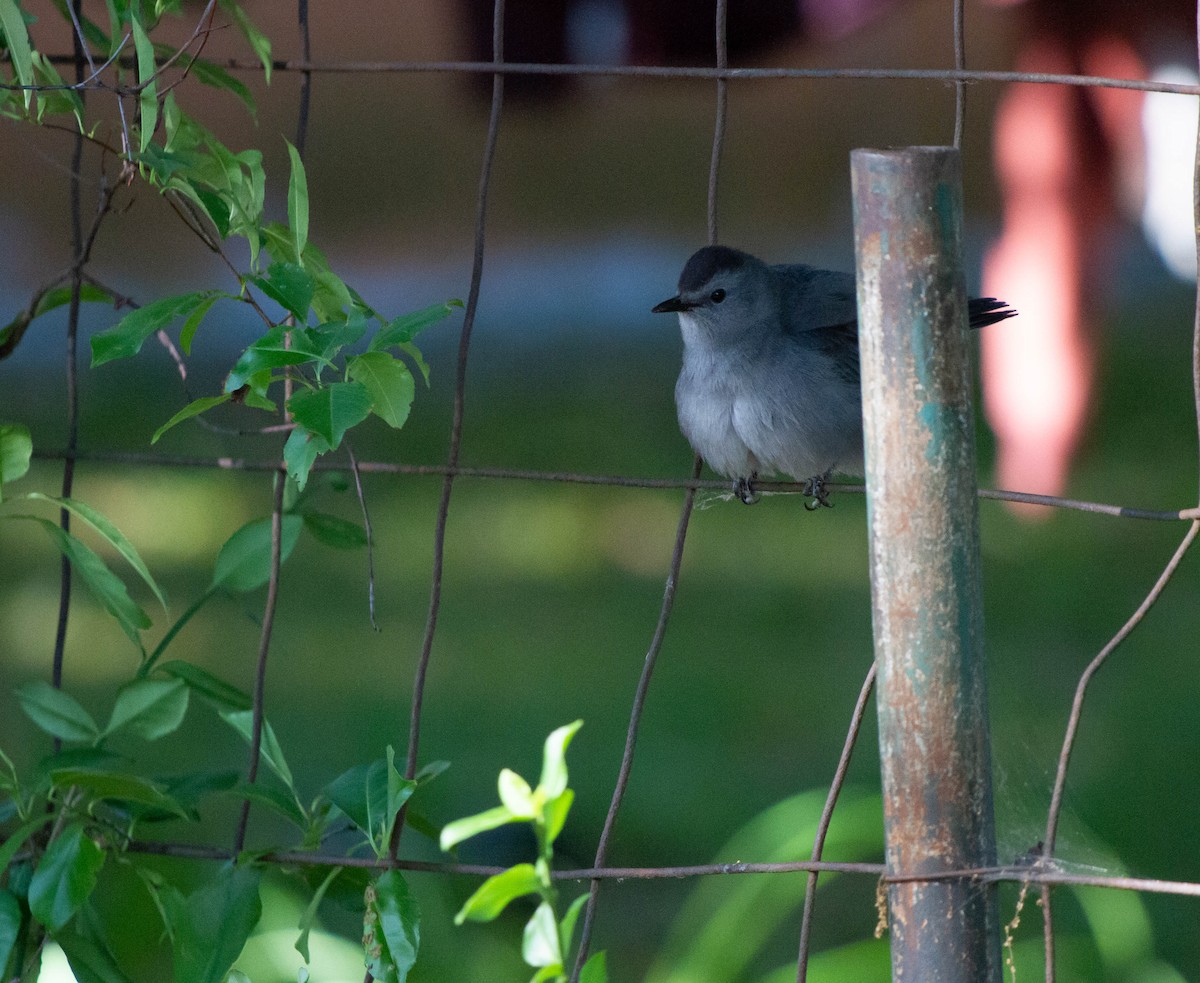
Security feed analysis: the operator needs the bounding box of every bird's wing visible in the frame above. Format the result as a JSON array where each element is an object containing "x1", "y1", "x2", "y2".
[{"x1": 772, "y1": 263, "x2": 860, "y2": 333}]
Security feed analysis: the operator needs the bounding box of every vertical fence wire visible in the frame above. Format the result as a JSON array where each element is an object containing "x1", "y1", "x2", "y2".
[{"x1": 394, "y1": 0, "x2": 507, "y2": 851}]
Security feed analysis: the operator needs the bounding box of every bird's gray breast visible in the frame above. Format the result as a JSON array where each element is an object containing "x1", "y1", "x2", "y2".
[{"x1": 674, "y1": 344, "x2": 760, "y2": 480}]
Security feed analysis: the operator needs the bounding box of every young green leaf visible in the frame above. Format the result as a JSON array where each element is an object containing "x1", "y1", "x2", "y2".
[
  {"x1": 223, "y1": 326, "x2": 325, "y2": 393},
  {"x1": 152, "y1": 394, "x2": 232, "y2": 444},
  {"x1": 19, "y1": 517, "x2": 151, "y2": 647},
  {"x1": 16, "y1": 680, "x2": 100, "y2": 743},
  {"x1": 346, "y1": 352, "x2": 415, "y2": 429},
  {"x1": 185, "y1": 57, "x2": 256, "y2": 115},
  {"x1": 439, "y1": 804, "x2": 519, "y2": 853},
  {"x1": 283, "y1": 425, "x2": 330, "y2": 493},
  {"x1": 157, "y1": 660, "x2": 252, "y2": 712},
  {"x1": 32, "y1": 283, "x2": 113, "y2": 319},
  {"x1": 227, "y1": 781, "x2": 306, "y2": 830},
  {"x1": 55, "y1": 926, "x2": 136, "y2": 983},
  {"x1": 522, "y1": 901, "x2": 562, "y2": 968},
  {"x1": 369, "y1": 301, "x2": 462, "y2": 351},
  {"x1": 0, "y1": 0, "x2": 34, "y2": 110},
  {"x1": 543, "y1": 788, "x2": 574, "y2": 846},
  {"x1": 454, "y1": 864, "x2": 541, "y2": 925},
  {"x1": 497, "y1": 768, "x2": 535, "y2": 819},
  {"x1": 372, "y1": 871, "x2": 420, "y2": 982},
  {"x1": 130, "y1": 12, "x2": 158, "y2": 154},
  {"x1": 287, "y1": 381, "x2": 372, "y2": 449},
  {"x1": 22, "y1": 493, "x2": 168, "y2": 610},
  {"x1": 285, "y1": 139, "x2": 308, "y2": 259},
  {"x1": 301, "y1": 512, "x2": 367, "y2": 549},
  {"x1": 559, "y1": 893, "x2": 589, "y2": 958},
  {"x1": 90, "y1": 292, "x2": 213, "y2": 367},
  {"x1": 539, "y1": 720, "x2": 583, "y2": 800},
  {"x1": 210, "y1": 514, "x2": 304, "y2": 592},
  {"x1": 218, "y1": 0, "x2": 272, "y2": 83},
  {"x1": 179, "y1": 293, "x2": 223, "y2": 354},
  {"x1": 249, "y1": 262, "x2": 314, "y2": 321},
  {"x1": 219, "y1": 710, "x2": 295, "y2": 791},
  {"x1": 28, "y1": 823, "x2": 105, "y2": 932},
  {"x1": 48, "y1": 769, "x2": 189, "y2": 818},
  {"x1": 0, "y1": 422, "x2": 32, "y2": 497},
  {"x1": 0, "y1": 889, "x2": 20, "y2": 979},
  {"x1": 164, "y1": 864, "x2": 262, "y2": 983},
  {"x1": 295, "y1": 866, "x2": 341, "y2": 963},
  {"x1": 104, "y1": 678, "x2": 189, "y2": 740},
  {"x1": 579, "y1": 950, "x2": 608, "y2": 983}
]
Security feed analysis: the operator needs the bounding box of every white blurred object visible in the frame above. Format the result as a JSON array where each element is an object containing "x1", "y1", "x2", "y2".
[{"x1": 1140, "y1": 64, "x2": 1199, "y2": 281}]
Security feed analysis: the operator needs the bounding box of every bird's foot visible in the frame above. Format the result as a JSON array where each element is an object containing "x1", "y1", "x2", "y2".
[
  {"x1": 734, "y1": 474, "x2": 760, "y2": 505},
  {"x1": 803, "y1": 471, "x2": 834, "y2": 511}
]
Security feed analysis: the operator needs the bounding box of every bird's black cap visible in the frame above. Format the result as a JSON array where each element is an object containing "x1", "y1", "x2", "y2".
[{"x1": 677, "y1": 245, "x2": 749, "y2": 293}]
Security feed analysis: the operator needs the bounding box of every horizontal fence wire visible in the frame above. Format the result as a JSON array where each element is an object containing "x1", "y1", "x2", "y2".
[{"x1": 6, "y1": 1, "x2": 1200, "y2": 981}]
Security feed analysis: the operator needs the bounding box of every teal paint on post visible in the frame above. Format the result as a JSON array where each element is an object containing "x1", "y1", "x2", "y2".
[{"x1": 851, "y1": 147, "x2": 1002, "y2": 983}]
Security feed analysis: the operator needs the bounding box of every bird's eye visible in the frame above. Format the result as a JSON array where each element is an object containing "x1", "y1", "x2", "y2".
[{"x1": 710, "y1": 288, "x2": 726, "y2": 303}]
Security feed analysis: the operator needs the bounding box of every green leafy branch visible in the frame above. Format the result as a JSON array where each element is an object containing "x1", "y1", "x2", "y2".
[{"x1": 441, "y1": 722, "x2": 608, "y2": 983}]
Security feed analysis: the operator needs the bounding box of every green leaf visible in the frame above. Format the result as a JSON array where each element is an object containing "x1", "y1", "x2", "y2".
[
  {"x1": 219, "y1": 710, "x2": 294, "y2": 791},
  {"x1": 219, "y1": 0, "x2": 272, "y2": 83},
  {"x1": 543, "y1": 788, "x2": 574, "y2": 845},
  {"x1": 28, "y1": 823, "x2": 105, "y2": 933},
  {"x1": 295, "y1": 866, "x2": 341, "y2": 963},
  {"x1": 324, "y1": 755, "x2": 414, "y2": 853},
  {"x1": 579, "y1": 950, "x2": 608, "y2": 983},
  {"x1": 454, "y1": 864, "x2": 541, "y2": 925},
  {"x1": 439, "y1": 804, "x2": 519, "y2": 853},
  {"x1": 369, "y1": 301, "x2": 461, "y2": 351},
  {"x1": 152, "y1": 394, "x2": 231, "y2": 444},
  {"x1": 16, "y1": 680, "x2": 99, "y2": 742},
  {"x1": 287, "y1": 382, "x2": 372, "y2": 450},
  {"x1": 56, "y1": 926, "x2": 135, "y2": 983},
  {"x1": 104, "y1": 678, "x2": 189, "y2": 740},
  {"x1": 164, "y1": 864, "x2": 262, "y2": 983},
  {"x1": 186, "y1": 57, "x2": 255, "y2": 114},
  {"x1": 372, "y1": 871, "x2": 420, "y2": 981},
  {"x1": 249, "y1": 262, "x2": 314, "y2": 321},
  {"x1": 285, "y1": 140, "x2": 308, "y2": 259},
  {"x1": 0, "y1": 0, "x2": 34, "y2": 110},
  {"x1": 301, "y1": 512, "x2": 367, "y2": 549},
  {"x1": 522, "y1": 901, "x2": 561, "y2": 968},
  {"x1": 0, "y1": 422, "x2": 32, "y2": 497},
  {"x1": 49, "y1": 768, "x2": 189, "y2": 818},
  {"x1": 346, "y1": 352, "x2": 415, "y2": 429},
  {"x1": 30, "y1": 283, "x2": 112, "y2": 319},
  {"x1": 179, "y1": 293, "x2": 223, "y2": 354},
  {"x1": 211, "y1": 514, "x2": 304, "y2": 592},
  {"x1": 0, "y1": 815, "x2": 53, "y2": 879},
  {"x1": 20, "y1": 517, "x2": 150, "y2": 646},
  {"x1": 283, "y1": 425, "x2": 329, "y2": 493},
  {"x1": 90, "y1": 292, "x2": 211, "y2": 367},
  {"x1": 538, "y1": 720, "x2": 583, "y2": 800},
  {"x1": 158, "y1": 660, "x2": 251, "y2": 711},
  {"x1": 130, "y1": 12, "x2": 158, "y2": 154},
  {"x1": 31, "y1": 50, "x2": 84, "y2": 126},
  {"x1": 227, "y1": 781, "x2": 306, "y2": 830},
  {"x1": 224, "y1": 325, "x2": 326, "y2": 393},
  {"x1": 0, "y1": 889, "x2": 20, "y2": 978},
  {"x1": 23, "y1": 493, "x2": 168, "y2": 611},
  {"x1": 560, "y1": 892, "x2": 589, "y2": 955},
  {"x1": 497, "y1": 769, "x2": 535, "y2": 819}
]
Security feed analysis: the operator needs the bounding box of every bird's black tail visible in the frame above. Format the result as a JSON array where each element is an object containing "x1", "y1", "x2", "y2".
[{"x1": 967, "y1": 297, "x2": 1018, "y2": 329}]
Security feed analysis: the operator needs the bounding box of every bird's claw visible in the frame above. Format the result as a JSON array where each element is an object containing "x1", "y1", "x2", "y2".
[
  {"x1": 803, "y1": 472, "x2": 834, "y2": 511},
  {"x1": 734, "y1": 474, "x2": 760, "y2": 505}
]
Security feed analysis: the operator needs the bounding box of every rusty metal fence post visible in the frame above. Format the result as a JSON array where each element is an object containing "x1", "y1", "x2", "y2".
[{"x1": 851, "y1": 146, "x2": 1002, "y2": 983}]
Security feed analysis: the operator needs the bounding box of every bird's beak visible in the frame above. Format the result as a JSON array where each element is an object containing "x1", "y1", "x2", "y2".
[{"x1": 652, "y1": 295, "x2": 687, "y2": 314}]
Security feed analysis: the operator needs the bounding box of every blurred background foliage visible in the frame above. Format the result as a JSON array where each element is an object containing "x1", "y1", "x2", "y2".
[{"x1": 1, "y1": 0, "x2": 1199, "y2": 980}]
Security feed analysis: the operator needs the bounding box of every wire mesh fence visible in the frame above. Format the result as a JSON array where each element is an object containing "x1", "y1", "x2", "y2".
[{"x1": 2, "y1": 0, "x2": 1199, "y2": 981}]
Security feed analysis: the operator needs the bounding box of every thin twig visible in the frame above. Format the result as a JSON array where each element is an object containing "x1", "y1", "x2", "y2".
[
  {"x1": 233, "y1": 469, "x2": 288, "y2": 852},
  {"x1": 796, "y1": 662, "x2": 877, "y2": 982},
  {"x1": 389, "y1": 0, "x2": 506, "y2": 859}
]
